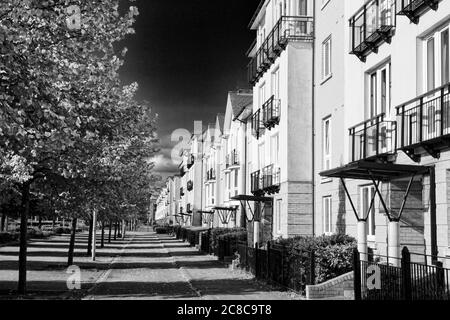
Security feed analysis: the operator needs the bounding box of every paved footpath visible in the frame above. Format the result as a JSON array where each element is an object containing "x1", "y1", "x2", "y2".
[{"x1": 84, "y1": 231, "x2": 300, "y2": 300}]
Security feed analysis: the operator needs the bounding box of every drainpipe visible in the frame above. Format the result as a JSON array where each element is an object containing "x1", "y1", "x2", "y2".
[
  {"x1": 357, "y1": 220, "x2": 367, "y2": 261},
  {"x1": 242, "y1": 120, "x2": 248, "y2": 230},
  {"x1": 429, "y1": 166, "x2": 438, "y2": 263},
  {"x1": 311, "y1": 0, "x2": 316, "y2": 237}
]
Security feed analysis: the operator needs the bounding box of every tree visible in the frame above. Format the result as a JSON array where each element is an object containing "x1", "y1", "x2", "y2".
[{"x1": 0, "y1": 0, "x2": 140, "y2": 294}]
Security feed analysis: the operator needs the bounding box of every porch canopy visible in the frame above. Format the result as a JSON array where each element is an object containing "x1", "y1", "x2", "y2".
[
  {"x1": 231, "y1": 195, "x2": 273, "y2": 222},
  {"x1": 213, "y1": 206, "x2": 238, "y2": 224},
  {"x1": 319, "y1": 160, "x2": 430, "y2": 223},
  {"x1": 198, "y1": 210, "x2": 215, "y2": 224}
]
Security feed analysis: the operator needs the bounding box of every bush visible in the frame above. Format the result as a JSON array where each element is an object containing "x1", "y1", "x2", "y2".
[
  {"x1": 0, "y1": 232, "x2": 19, "y2": 244},
  {"x1": 271, "y1": 234, "x2": 357, "y2": 289},
  {"x1": 210, "y1": 228, "x2": 245, "y2": 254},
  {"x1": 155, "y1": 226, "x2": 169, "y2": 234},
  {"x1": 54, "y1": 227, "x2": 72, "y2": 235}
]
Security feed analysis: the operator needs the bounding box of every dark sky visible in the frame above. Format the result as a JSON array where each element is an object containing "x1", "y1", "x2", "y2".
[{"x1": 118, "y1": 0, "x2": 259, "y2": 177}]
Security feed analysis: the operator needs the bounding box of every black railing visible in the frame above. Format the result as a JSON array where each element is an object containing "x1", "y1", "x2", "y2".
[
  {"x1": 237, "y1": 242, "x2": 316, "y2": 294},
  {"x1": 349, "y1": 0, "x2": 396, "y2": 62},
  {"x1": 262, "y1": 164, "x2": 281, "y2": 194},
  {"x1": 262, "y1": 95, "x2": 281, "y2": 129},
  {"x1": 248, "y1": 16, "x2": 314, "y2": 85},
  {"x1": 397, "y1": 0, "x2": 439, "y2": 24},
  {"x1": 397, "y1": 83, "x2": 450, "y2": 149},
  {"x1": 251, "y1": 109, "x2": 265, "y2": 139},
  {"x1": 187, "y1": 180, "x2": 193, "y2": 191},
  {"x1": 187, "y1": 154, "x2": 195, "y2": 169},
  {"x1": 206, "y1": 168, "x2": 216, "y2": 181},
  {"x1": 226, "y1": 149, "x2": 239, "y2": 169},
  {"x1": 349, "y1": 113, "x2": 397, "y2": 163},
  {"x1": 354, "y1": 247, "x2": 450, "y2": 300},
  {"x1": 251, "y1": 170, "x2": 262, "y2": 195}
]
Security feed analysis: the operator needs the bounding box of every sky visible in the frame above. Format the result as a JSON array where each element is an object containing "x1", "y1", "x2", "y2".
[{"x1": 118, "y1": 0, "x2": 260, "y2": 179}]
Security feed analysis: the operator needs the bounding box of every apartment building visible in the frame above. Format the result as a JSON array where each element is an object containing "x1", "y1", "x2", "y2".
[
  {"x1": 317, "y1": 0, "x2": 450, "y2": 264},
  {"x1": 246, "y1": 0, "x2": 315, "y2": 245}
]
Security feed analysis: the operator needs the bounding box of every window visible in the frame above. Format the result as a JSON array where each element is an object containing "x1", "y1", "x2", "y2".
[
  {"x1": 258, "y1": 143, "x2": 265, "y2": 170},
  {"x1": 427, "y1": 38, "x2": 435, "y2": 91},
  {"x1": 323, "y1": 196, "x2": 332, "y2": 235},
  {"x1": 259, "y1": 83, "x2": 266, "y2": 107},
  {"x1": 272, "y1": 68, "x2": 280, "y2": 100},
  {"x1": 322, "y1": 36, "x2": 332, "y2": 80},
  {"x1": 360, "y1": 186, "x2": 376, "y2": 241},
  {"x1": 298, "y1": 0, "x2": 307, "y2": 15},
  {"x1": 270, "y1": 134, "x2": 279, "y2": 166},
  {"x1": 442, "y1": 29, "x2": 449, "y2": 85},
  {"x1": 323, "y1": 117, "x2": 331, "y2": 170},
  {"x1": 274, "y1": 199, "x2": 282, "y2": 234},
  {"x1": 424, "y1": 26, "x2": 450, "y2": 91},
  {"x1": 211, "y1": 183, "x2": 215, "y2": 205},
  {"x1": 368, "y1": 62, "x2": 391, "y2": 118}
]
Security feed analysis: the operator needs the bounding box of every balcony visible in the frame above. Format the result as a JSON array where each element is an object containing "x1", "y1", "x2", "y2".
[
  {"x1": 187, "y1": 203, "x2": 192, "y2": 214},
  {"x1": 349, "y1": 0, "x2": 396, "y2": 62},
  {"x1": 349, "y1": 114, "x2": 397, "y2": 163},
  {"x1": 396, "y1": 83, "x2": 450, "y2": 162},
  {"x1": 248, "y1": 16, "x2": 314, "y2": 85},
  {"x1": 250, "y1": 170, "x2": 264, "y2": 195},
  {"x1": 251, "y1": 109, "x2": 265, "y2": 139},
  {"x1": 187, "y1": 154, "x2": 195, "y2": 169},
  {"x1": 206, "y1": 168, "x2": 216, "y2": 182},
  {"x1": 187, "y1": 180, "x2": 193, "y2": 191},
  {"x1": 397, "y1": 0, "x2": 439, "y2": 24},
  {"x1": 180, "y1": 167, "x2": 186, "y2": 177},
  {"x1": 226, "y1": 150, "x2": 240, "y2": 169},
  {"x1": 262, "y1": 95, "x2": 281, "y2": 129},
  {"x1": 262, "y1": 165, "x2": 281, "y2": 195}
]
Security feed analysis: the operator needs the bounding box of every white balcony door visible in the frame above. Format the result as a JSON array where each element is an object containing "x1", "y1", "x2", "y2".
[
  {"x1": 361, "y1": 186, "x2": 376, "y2": 243},
  {"x1": 423, "y1": 26, "x2": 450, "y2": 135}
]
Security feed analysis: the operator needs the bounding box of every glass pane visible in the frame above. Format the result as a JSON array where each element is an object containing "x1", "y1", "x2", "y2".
[
  {"x1": 441, "y1": 29, "x2": 449, "y2": 85},
  {"x1": 298, "y1": 0, "x2": 307, "y2": 15},
  {"x1": 370, "y1": 73, "x2": 377, "y2": 117},
  {"x1": 427, "y1": 37, "x2": 435, "y2": 91},
  {"x1": 381, "y1": 69, "x2": 387, "y2": 114}
]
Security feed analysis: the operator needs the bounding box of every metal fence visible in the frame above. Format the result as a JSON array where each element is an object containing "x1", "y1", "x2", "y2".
[{"x1": 354, "y1": 247, "x2": 450, "y2": 300}]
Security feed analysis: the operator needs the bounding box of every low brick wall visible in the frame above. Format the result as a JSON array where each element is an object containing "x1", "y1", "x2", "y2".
[{"x1": 305, "y1": 272, "x2": 354, "y2": 300}]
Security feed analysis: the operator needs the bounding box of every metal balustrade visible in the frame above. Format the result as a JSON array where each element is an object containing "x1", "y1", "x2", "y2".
[
  {"x1": 262, "y1": 95, "x2": 281, "y2": 129},
  {"x1": 349, "y1": 0, "x2": 396, "y2": 62},
  {"x1": 349, "y1": 113, "x2": 397, "y2": 163},
  {"x1": 248, "y1": 16, "x2": 314, "y2": 85},
  {"x1": 250, "y1": 170, "x2": 262, "y2": 195},
  {"x1": 262, "y1": 165, "x2": 281, "y2": 194},
  {"x1": 397, "y1": 0, "x2": 439, "y2": 24}
]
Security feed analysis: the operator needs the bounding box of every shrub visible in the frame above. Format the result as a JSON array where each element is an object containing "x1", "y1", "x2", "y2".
[
  {"x1": 155, "y1": 227, "x2": 169, "y2": 234},
  {"x1": 0, "y1": 232, "x2": 19, "y2": 244},
  {"x1": 210, "y1": 228, "x2": 245, "y2": 254},
  {"x1": 54, "y1": 227, "x2": 72, "y2": 235},
  {"x1": 270, "y1": 234, "x2": 357, "y2": 290}
]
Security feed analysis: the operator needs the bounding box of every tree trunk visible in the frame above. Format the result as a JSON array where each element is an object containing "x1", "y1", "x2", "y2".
[
  {"x1": 87, "y1": 217, "x2": 93, "y2": 256},
  {"x1": 92, "y1": 210, "x2": 97, "y2": 261},
  {"x1": 1, "y1": 211, "x2": 6, "y2": 232},
  {"x1": 18, "y1": 183, "x2": 30, "y2": 294},
  {"x1": 108, "y1": 220, "x2": 112, "y2": 243},
  {"x1": 101, "y1": 220, "x2": 105, "y2": 248},
  {"x1": 67, "y1": 218, "x2": 77, "y2": 266},
  {"x1": 113, "y1": 221, "x2": 118, "y2": 240},
  {"x1": 122, "y1": 220, "x2": 126, "y2": 239},
  {"x1": 38, "y1": 215, "x2": 42, "y2": 230}
]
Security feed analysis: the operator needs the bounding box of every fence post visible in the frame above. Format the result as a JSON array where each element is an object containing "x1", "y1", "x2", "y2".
[
  {"x1": 353, "y1": 248, "x2": 362, "y2": 301},
  {"x1": 401, "y1": 246, "x2": 412, "y2": 300},
  {"x1": 255, "y1": 242, "x2": 259, "y2": 279},
  {"x1": 267, "y1": 241, "x2": 271, "y2": 282},
  {"x1": 309, "y1": 250, "x2": 316, "y2": 285},
  {"x1": 435, "y1": 261, "x2": 445, "y2": 298}
]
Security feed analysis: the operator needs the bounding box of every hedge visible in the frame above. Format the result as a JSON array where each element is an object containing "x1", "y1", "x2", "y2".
[
  {"x1": 271, "y1": 234, "x2": 357, "y2": 287},
  {"x1": 210, "y1": 228, "x2": 245, "y2": 254}
]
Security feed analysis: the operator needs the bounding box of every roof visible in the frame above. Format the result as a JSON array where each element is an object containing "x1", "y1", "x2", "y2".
[
  {"x1": 229, "y1": 90, "x2": 253, "y2": 116},
  {"x1": 216, "y1": 113, "x2": 225, "y2": 133},
  {"x1": 319, "y1": 161, "x2": 430, "y2": 181}
]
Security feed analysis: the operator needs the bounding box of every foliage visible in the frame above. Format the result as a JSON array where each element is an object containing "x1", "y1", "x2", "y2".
[
  {"x1": 0, "y1": 232, "x2": 19, "y2": 244},
  {"x1": 210, "y1": 228, "x2": 245, "y2": 253}
]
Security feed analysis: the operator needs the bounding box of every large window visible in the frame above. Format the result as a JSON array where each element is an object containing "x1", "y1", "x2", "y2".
[
  {"x1": 424, "y1": 26, "x2": 450, "y2": 91},
  {"x1": 323, "y1": 196, "x2": 332, "y2": 235},
  {"x1": 360, "y1": 186, "x2": 376, "y2": 241},
  {"x1": 323, "y1": 117, "x2": 331, "y2": 170},
  {"x1": 270, "y1": 134, "x2": 280, "y2": 166},
  {"x1": 368, "y1": 62, "x2": 391, "y2": 118},
  {"x1": 322, "y1": 36, "x2": 332, "y2": 81}
]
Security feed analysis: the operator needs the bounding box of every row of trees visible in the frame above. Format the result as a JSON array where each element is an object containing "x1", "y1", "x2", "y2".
[{"x1": 0, "y1": 0, "x2": 161, "y2": 294}]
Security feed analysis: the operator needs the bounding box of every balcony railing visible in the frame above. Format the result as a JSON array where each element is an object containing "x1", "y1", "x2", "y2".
[
  {"x1": 187, "y1": 180, "x2": 193, "y2": 191},
  {"x1": 250, "y1": 170, "x2": 263, "y2": 195},
  {"x1": 206, "y1": 168, "x2": 216, "y2": 181},
  {"x1": 349, "y1": 114, "x2": 397, "y2": 163},
  {"x1": 187, "y1": 154, "x2": 195, "y2": 169},
  {"x1": 397, "y1": 0, "x2": 439, "y2": 24},
  {"x1": 262, "y1": 95, "x2": 281, "y2": 129},
  {"x1": 248, "y1": 16, "x2": 314, "y2": 85},
  {"x1": 262, "y1": 165, "x2": 281, "y2": 194},
  {"x1": 349, "y1": 0, "x2": 396, "y2": 62},
  {"x1": 226, "y1": 150, "x2": 240, "y2": 169},
  {"x1": 396, "y1": 83, "x2": 450, "y2": 159},
  {"x1": 251, "y1": 109, "x2": 265, "y2": 139}
]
